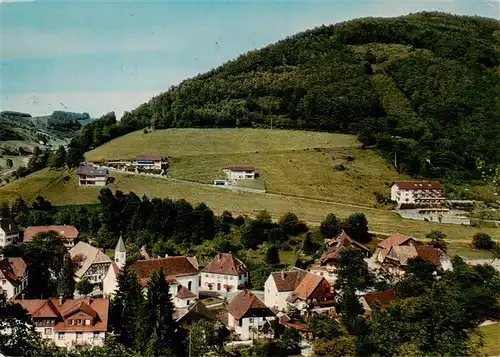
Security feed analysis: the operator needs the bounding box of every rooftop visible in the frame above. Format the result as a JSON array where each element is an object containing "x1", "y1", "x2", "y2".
[
  {"x1": 69, "y1": 242, "x2": 112, "y2": 278},
  {"x1": 392, "y1": 181, "x2": 443, "y2": 190},
  {"x1": 77, "y1": 165, "x2": 108, "y2": 176},
  {"x1": 202, "y1": 253, "x2": 247, "y2": 276},
  {"x1": 24, "y1": 225, "x2": 79, "y2": 243},
  {"x1": 0, "y1": 257, "x2": 27, "y2": 286},
  {"x1": 131, "y1": 256, "x2": 198, "y2": 287},
  {"x1": 227, "y1": 290, "x2": 274, "y2": 320}
]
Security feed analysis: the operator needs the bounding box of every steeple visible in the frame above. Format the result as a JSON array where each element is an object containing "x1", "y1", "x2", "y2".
[{"x1": 114, "y1": 234, "x2": 126, "y2": 269}]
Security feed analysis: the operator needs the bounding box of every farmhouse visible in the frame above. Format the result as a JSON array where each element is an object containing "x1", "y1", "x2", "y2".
[
  {"x1": 227, "y1": 290, "x2": 276, "y2": 340},
  {"x1": 390, "y1": 181, "x2": 445, "y2": 205},
  {"x1": 77, "y1": 165, "x2": 108, "y2": 186},
  {"x1": 360, "y1": 289, "x2": 397, "y2": 317},
  {"x1": 0, "y1": 256, "x2": 28, "y2": 300},
  {"x1": 14, "y1": 297, "x2": 109, "y2": 348},
  {"x1": 201, "y1": 253, "x2": 249, "y2": 293},
  {"x1": 134, "y1": 155, "x2": 162, "y2": 170},
  {"x1": 128, "y1": 255, "x2": 199, "y2": 308},
  {"x1": 382, "y1": 245, "x2": 444, "y2": 276},
  {"x1": 69, "y1": 242, "x2": 112, "y2": 293},
  {"x1": 375, "y1": 233, "x2": 419, "y2": 263},
  {"x1": 0, "y1": 218, "x2": 21, "y2": 248},
  {"x1": 173, "y1": 300, "x2": 217, "y2": 327},
  {"x1": 264, "y1": 268, "x2": 307, "y2": 311},
  {"x1": 223, "y1": 166, "x2": 256, "y2": 181},
  {"x1": 24, "y1": 225, "x2": 79, "y2": 248}
]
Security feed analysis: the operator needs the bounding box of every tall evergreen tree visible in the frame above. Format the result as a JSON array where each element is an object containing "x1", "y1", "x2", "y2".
[
  {"x1": 57, "y1": 254, "x2": 75, "y2": 298},
  {"x1": 265, "y1": 245, "x2": 280, "y2": 266}
]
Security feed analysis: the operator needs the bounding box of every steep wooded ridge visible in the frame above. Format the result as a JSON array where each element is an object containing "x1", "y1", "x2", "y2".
[{"x1": 73, "y1": 12, "x2": 500, "y2": 180}]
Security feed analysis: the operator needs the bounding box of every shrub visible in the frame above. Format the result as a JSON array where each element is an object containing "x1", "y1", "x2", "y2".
[
  {"x1": 234, "y1": 215, "x2": 245, "y2": 226},
  {"x1": 334, "y1": 164, "x2": 346, "y2": 171},
  {"x1": 472, "y1": 233, "x2": 495, "y2": 250}
]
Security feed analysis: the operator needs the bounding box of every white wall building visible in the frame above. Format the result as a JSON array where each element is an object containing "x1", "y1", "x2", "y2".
[
  {"x1": 102, "y1": 237, "x2": 126, "y2": 297},
  {"x1": 0, "y1": 218, "x2": 21, "y2": 248},
  {"x1": 227, "y1": 290, "x2": 276, "y2": 340},
  {"x1": 391, "y1": 181, "x2": 445, "y2": 205},
  {"x1": 70, "y1": 242, "x2": 112, "y2": 294},
  {"x1": 0, "y1": 256, "x2": 28, "y2": 300},
  {"x1": 201, "y1": 253, "x2": 248, "y2": 293},
  {"x1": 14, "y1": 297, "x2": 109, "y2": 349},
  {"x1": 264, "y1": 269, "x2": 307, "y2": 311},
  {"x1": 223, "y1": 167, "x2": 256, "y2": 181}
]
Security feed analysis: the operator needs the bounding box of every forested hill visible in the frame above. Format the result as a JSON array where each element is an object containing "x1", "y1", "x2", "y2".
[{"x1": 72, "y1": 12, "x2": 500, "y2": 180}]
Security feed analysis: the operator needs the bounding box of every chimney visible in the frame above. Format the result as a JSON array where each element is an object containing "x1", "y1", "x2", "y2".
[
  {"x1": 281, "y1": 271, "x2": 285, "y2": 280},
  {"x1": 59, "y1": 296, "x2": 64, "y2": 306},
  {"x1": 164, "y1": 253, "x2": 169, "y2": 258},
  {"x1": 21, "y1": 293, "x2": 25, "y2": 300},
  {"x1": 218, "y1": 254, "x2": 221, "y2": 262}
]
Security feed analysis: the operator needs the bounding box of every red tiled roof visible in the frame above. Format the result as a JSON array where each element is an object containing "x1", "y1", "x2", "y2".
[
  {"x1": 227, "y1": 290, "x2": 274, "y2": 320},
  {"x1": 392, "y1": 181, "x2": 443, "y2": 190},
  {"x1": 226, "y1": 166, "x2": 256, "y2": 172},
  {"x1": 377, "y1": 233, "x2": 417, "y2": 261},
  {"x1": 202, "y1": 253, "x2": 247, "y2": 276},
  {"x1": 131, "y1": 256, "x2": 198, "y2": 287},
  {"x1": 176, "y1": 285, "x2": 197, "y2": 299},
  {"x1": 24, "y1": 225, "x2": 79, "y2": 243},
  {"x1": 0, "y1": 257, "x2": 27, "y2": 286},
  {"x1": 362, "y1": 289, "x2": 396, "y2": 310},
  {"x1": 287, "y1": 274, "x2": 325, "y2": 302},
  {"x1": 111, "y1": 262, "x2": 120, "y2": 275},
  {"x1": 415, "y1": 245, "x2": 442, "y2": 267},
  {"x1": 15, "y1": 298, "x2": 109, "y2": 332},
  {"x1": 271, "y1": 270, "x2": 307, "y2": 292},
  {"x1": 136, "y1": 155, "x2": 162, "y2": 161}
]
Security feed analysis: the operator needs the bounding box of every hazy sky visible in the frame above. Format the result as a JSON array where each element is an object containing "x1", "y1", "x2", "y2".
[{"x1": 0, "y1": 0, "x2": 498, "y2": 119}]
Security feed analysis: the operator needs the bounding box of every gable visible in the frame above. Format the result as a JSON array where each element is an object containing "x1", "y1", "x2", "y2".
[{"x1": 308, "y1": 278, "x2": 333, "y2": 299}]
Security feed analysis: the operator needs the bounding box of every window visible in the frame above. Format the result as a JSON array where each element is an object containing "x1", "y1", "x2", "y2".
[
  {"x1": 2, "y1": 279, "x2": 6, "y2": 285},
  {"x1": 188, "y1": 281, "x2": 192, "y2": 291},
  {"x1": 85, "y1": 320, "x2": 91, "y2": 325},
  {"x1": 44, "y1": 328, "x2": 52, "y2": 335},
  {"x1": 58, "y1": 332, "x2": 65, "y2": 340},
  {"x1": 205, "y1": 274, "x2": 208, "y2": 277},
  {"x1": 248, "y1": 317, "x2": 254, "y2": 323},
  {"x1": 70, "y1": 319, "x2": 75, "y2": 325},
  {"x1": 93, "y1": 332, "x2": 100, "y2": 340},
  {"x1": 186, "y1": 300, "x2": 190, "y2": 305},
  {"x1": 77, "y1": 319, "x2": 82, "y2": 325}
]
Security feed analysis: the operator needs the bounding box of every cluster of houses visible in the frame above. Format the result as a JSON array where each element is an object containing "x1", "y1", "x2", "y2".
[{"x1": 1, "y1": 198, "x2": 453, "y2": 348}]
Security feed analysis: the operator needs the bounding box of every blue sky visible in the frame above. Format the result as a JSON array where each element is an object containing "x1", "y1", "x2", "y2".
[{"x1": 0, "y1": 0, "x2": 498, "y2": 118}]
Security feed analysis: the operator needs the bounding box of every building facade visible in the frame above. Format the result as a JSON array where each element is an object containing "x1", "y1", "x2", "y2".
[
  {"x1": 70, "y1": 242, "x2": 112, "y2": 293},
  {"x1": 77, "y1": 166, "x2": 108, "y2": 186},
  {"x1": 14, "y1": 297, "x2": 109, "y2": 349},
  {"x1": 134, "y1": 155, "x2": 162, "y2": 170},
  {"x1": 391, "y1": 181, "x2": 445, "y2": 205},
  {"x1": 201, "y1": 253, "x2": 249, "y2": 293},
  {"x1": 223, "y1": 167, "x2": 256, "y2": 181},
  {"x1": 0, "y1": 256, "x2": 28, "y2": 300},
  {"x1": 0, "y1": 218, "x2": 20, "y2": 248}
]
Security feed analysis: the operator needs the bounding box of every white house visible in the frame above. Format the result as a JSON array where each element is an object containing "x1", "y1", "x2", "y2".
[
  {"x1": 0, "y1": 256, "x2": 28, "y2": 300},
  {"x1": 223, "y1": 167, "x2": 256, "y2": 181},
  {"x1": 77, "y1": 165, "x2": 109, "y2": 186},
  {"x1": 264, "y1": 268, "x2": 307, "y2": 311},
  {"x1": 129, "y1": 255, "x2": 200, "y2": 308},
  {"x1": 0, "y1": 218, "x2": 21, "y2": 248},
  {"x1": 201, "y1": 253, "x2": 248, "y2": 293},
  {"x1": 14, "y1": 297, "x2": 109, "y2": 348},
  {"x1": 390, "y1": 181, "x2": 445, "y2": 205},
  {"x1": 102, "y1": 237, "x2": 126, "y2": 297},
  {"x1": 134, "y1": 155, "x2": 162, "y2": 170},
  {"x1": 227, "y1": 290, "x2": 276, "y2": 340},
  {"x1": 69, "y1": 242, "x2": 112, "y2": 293}
]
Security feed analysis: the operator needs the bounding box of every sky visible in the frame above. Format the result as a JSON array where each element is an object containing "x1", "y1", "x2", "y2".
[{"x1": 0, "y1": 0, "x2": 498, "y2": 119}]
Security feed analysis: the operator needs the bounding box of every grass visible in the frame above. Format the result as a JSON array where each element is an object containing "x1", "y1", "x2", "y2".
[
  {"x1": 480, "y1": 322, "x2": 500, "y2": 356},
  {"x1": 2, "y1": 169, "x2": 500, "y2": 243},
  {"x1": 447, "y1": 243, "x2": 494, "y2": 260}
]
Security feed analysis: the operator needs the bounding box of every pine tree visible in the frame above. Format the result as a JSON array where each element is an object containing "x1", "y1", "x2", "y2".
[
  {"x1": 265, "y1": 245, "x2": 280, "y2": 266},
  {"x1": 110, "y1": 266, "x2": 146, "y2": 351},
  {"x1": 145, "y1": 270, "x2": 178, "y2": 355},
  {"x1": 57, "y1": 254, "x2": 75, "y2": 298}
]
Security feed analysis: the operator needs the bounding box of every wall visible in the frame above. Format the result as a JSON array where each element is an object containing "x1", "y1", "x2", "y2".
[
  {"x1": 264, "y1": 276, "x2": 291, "y2": 311},
  {"x1": 201, "y1": 272, "x2": 248, "y2": 293},
  {"x1": 176, "y1": 274, "x2": 200, "y2": 296},
  {"x1": 102, "y1": 267, "x2": 118, "y2": 298},
  {"x1": 0, "y1": 231, "x2": 20, "y2": 247}
]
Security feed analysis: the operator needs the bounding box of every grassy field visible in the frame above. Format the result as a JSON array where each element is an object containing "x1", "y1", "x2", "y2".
[
  {"x1": 480, "y1": 322, "x2": 500, "y2": 356},
  {"x1": 1, "y1": 168, "x2": 500, "y2": 243},
  {"x1": 86, "y1": 128, "x2": 406, "y2": 206}
]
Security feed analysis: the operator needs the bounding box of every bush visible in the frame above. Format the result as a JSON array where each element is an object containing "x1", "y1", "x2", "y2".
[
  {"x1": 234, "y1": 215, "x2": 245, "y2": 226},
  {"x1": 472, "y1": 233, "x2": 495, "y2": 250}
]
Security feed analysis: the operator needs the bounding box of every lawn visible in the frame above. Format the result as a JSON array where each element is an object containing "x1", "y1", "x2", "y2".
[
  {"x1": 480, "y1": 322, "x2": 500, "y2": 356},
  {"x1": 2, "y1": 169, "x2": 500, "y2": 242},
  {"x1": 447, "y1": 243, "x2": 494, "y2": 260}
]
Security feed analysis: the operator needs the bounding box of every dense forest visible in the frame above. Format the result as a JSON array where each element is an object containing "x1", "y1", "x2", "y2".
[{"x1": 71, "y1": 12, "x2": 500, "y2": 181}]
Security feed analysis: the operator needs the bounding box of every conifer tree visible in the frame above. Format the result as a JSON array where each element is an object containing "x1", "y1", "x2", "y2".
[{"x1": 57, "y1": 254, "x2": 75, "y2": 298}]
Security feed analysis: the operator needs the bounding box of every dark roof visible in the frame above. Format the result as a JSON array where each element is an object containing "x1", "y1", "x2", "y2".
[
  {"x1": 415, "y1": 245, "x2": 442, "y2": 267},
  {"x1": 0, "y1": 218, "x2": 20, "y2": 234},
  {"x1": 77, "y1": 165, "x2": 108, "y2": 176},
  {"x1": 271, "y1": 270, "x2": 307, "y2": 292},
  {"x1": 392, "y1": 181, "x2": 443, "y2": 190},
  {"x1": 362, "y1": 289, "x2": 396, "y2": 310},
  {"x1": 321, "y1": 230, "x2": 371, "y2": 265},
  {"x1": 24, "y1": 225, "x2": 79, "y2": 242},
  {"x1": 202, "y1": 253, "x2": 247, "y2": 276},
  {"x1": 19, "y1": 146, "x2": 34, "y2": 154},
  {"x1": 136, "y1": 155, "x2": 162, "y2": 161},
  {"x1": 174, "y1": 300, "x2": 217, "y2": 323},
  {"x1": 227, "y1": 290, "x2": 274, "y2": 320},
  {"x1": 176, "y1": 285, "x2": 197, "y2": 299},
  {"x1": 131, "y1": 256, "x2": 198, "y2": 287},
  {"x1": 226, "y1": 166, "x2": 256, "y2": 172}
]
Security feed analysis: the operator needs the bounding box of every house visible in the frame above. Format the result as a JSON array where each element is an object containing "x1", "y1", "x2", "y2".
[
  {"x1": 285, "y1": 273, "x2": 335, "y2": 315},
  {"x1": 0, "y1": 256, "x2": 28, "y2": 300},
  {"x1": 173, "y1": 300, "x2": 217, "y2": 327},
  {"x1": 360, "y1": 289, "x2": 396, "y2": 317},
  {"x1": 69, "y1": 242, "x2": 112, "y2": 293},
  {"x1": 0, "y1": 218, "x2": 21, "y2": 248},
  {"x1": 375, "y1": 233, "x2": 419, "y2": 263},
  {"x1": 77, "y1": 165, "x2": 108, "y2": 186},
  {"x1": 201, "y1": 253, "x2": 249, "y2": 293},
  {"x1": 264, "y1": 268, "x2": 335, "y2": 315},
  {"x1": 223, "y1": 167, "x2": 256, "y2": 181},
  {"x1": 19, "y1": 146, "x2": 34, "y2": 155},
  {"x1": 390, "y1": 181, "x2": 445, "y2": 205},
  {"x1": 134, "y1": 155, "x2": 162, "y2": 170},
  {"x1": 227, "y1": 290, "x2": 276, "y2": 340},
  {"x1": 264, "y1": 268, "x2": 307, "y2": 311},
  {"x1": 102, "y1": 236, "x2": 127, "y2": 297},
  {"x1": 24, "y1": 225, "x2": 79, "y2": 248},
  {"x1": 382, "y1": 245, "x2": 444, "y2": 276},
  {"x1": 14, "y1": 297, "x2": 109, "y2": 348},
  {"x1": 128, "y1": 255, "x2": 199, "y2": 308}
]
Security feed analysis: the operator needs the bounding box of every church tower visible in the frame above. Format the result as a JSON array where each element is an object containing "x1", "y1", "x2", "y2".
[{"x1": 115, "y1": 235, "x2": 126, "y2": 269}]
